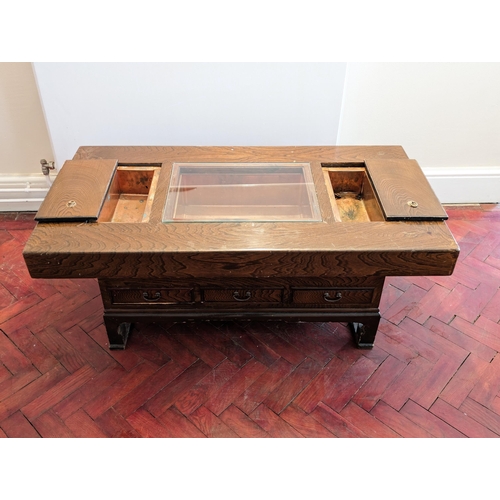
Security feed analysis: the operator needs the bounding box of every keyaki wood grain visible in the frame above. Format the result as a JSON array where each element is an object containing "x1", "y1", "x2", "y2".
[
  {"x1": 24, "y1": 221, "x2": 459, "y2": 279},
  {"x1": 35, "y1": 159, "x2": 118, "y2": 221},
  {"x1": 1, "y1": 204, "x2": 500, "y2": 437},
  {"x1": 24, "y1": 146, "x2": 458, "y2": 280},
  {"x1": 365, "y1": 158, "x2": 448, "y2": 220}
]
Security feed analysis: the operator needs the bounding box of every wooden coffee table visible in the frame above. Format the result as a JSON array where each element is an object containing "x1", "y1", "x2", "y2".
[{"x1": 23, "y1": 146, "x2": 459, "y2": 349}]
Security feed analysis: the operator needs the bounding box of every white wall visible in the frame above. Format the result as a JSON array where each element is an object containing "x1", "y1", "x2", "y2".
[
  {"x1": 337, "y1": 63, "x2": 500, "y2": 202},
  {"x1": 338, "y1": 62, "x2": 500, "y2": 168},
  {"x1": 0, "y1": 63, "x2": 54, "y2": 211},
  {"x1": 33, "y1": 63, "x2": 347, "y2": 168},
  {"x1": 0, "y1": 62, "x2": 53, "y2": 174},
  {"x1": 3, "y1": 62, "x2": 500, "y2": 208}
]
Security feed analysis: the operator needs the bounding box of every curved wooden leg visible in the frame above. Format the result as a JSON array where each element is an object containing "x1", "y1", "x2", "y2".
[
  {"x1": 349, "y1": 314, "x2": 380, "y2": 349},
  {"x1": 104, "y1": 316, "x2": 131, "y2": 350}
]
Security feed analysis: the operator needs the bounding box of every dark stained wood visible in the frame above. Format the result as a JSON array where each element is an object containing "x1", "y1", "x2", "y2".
[
  {"x1": 21, "y1": 365, "x2": 96, "y2": 421},
  {"x1": 31, "y1": 410, "x2": 75, "y2": 438},
  {"x1": 22, "y1": 146, "x2": 459, "y2": 351},
  {"x1": 460, "y1": 398, "x2": 500, "y2": 435},
  {"x1": 280, "y1": 404, "x2": 336, "y2": 438},
  {"x1": 370, "y1": 401, "x2": 435, "y2": 438},
  {"x1": 109, "y1": 288, "x2": 194, "y2": 305},
  {"x1": 23, "y1": 225, "x2": 459, "y2": 282},
  {"x1": 291, "y1": 287, "x2": 375, "y2": 306},
  {"x1": 0, "y1": 364, "x2": 68, "y2": 423},
  {"x1": 399, "y1": 399, "x2": 466, "y2": 438},
  {"x1": 366, "y1": 158, "x2": 448, "y2": 220},
  {"x1": 156, "y1": 407, "x2": 206, "y2": 438},
  {"x1": 340, "y1": 402, "x2": 400, "y2": 438},
  {"x1": 215, "y1": 322, "x2": 281, "y2": 367},
  {"x1": 64, "y1": 409, "x2": 108, "y2": 438},
  {"x1": 309, "y1": 402, "x2": 366, "y2": 438},
  {"x1": 263, "y1": 357, "x2": 323, "y2": 414},
  {"x1": 405, "y1": 354, "x2": 463, "y2": 410},
  {"x1": 351, "y1": 355, "x2": 406, "y2": 411},
  {"x1": 242, "y1": 323, "x2": 306, "y2": 366},
  {"x1": 429, "y1": 398, "x2": 498, "y2": 438},
  {"x1": 94, "y1": 408, "x2": 142, "y2": 438},
  {"x1": 52, "y1": 365, "x2": 126, "y2": 421},
  {"x1": 83, "y1": 362, "x2": 157, "y2": 419},
  {"x1": 0, "y1": 367, "x2": 39, "y2": 403},
  {"x1": 468, "y1": 353, "x2": 500, "y2": 407},
  {"x1": 126, "y1": 408, "x2": 173, "y2": 438},
  {"x1": 203, "y1": 358, "x2": 268, "y2": 416},
  {"x1": 293, "y1": 356, "x2": 350, "y2": 413},
  {"x1": 144, "y1": 359, "x2": 212, "y2": 417},
  {"x1": 202, "y1": 288, "x2": 283, "y2": 303},
  {"x1": 188, "y1": 405, "x2": 239, "y2": 438},
  {"x1": 249, "y1": 403, "x2": 304, "y2": 438},
  {"x1": 1, "y1": 411, "x2": 40, "y2": 438},
  {"x1": 233, "y1": 358, "x2": 295, "y2": 415},
  {"x1": 35, "y1": 159, "x2": 118, "y2": 221},
  {"x1": 321, "y1": 356, "x2": 379, "y2": 412},
  {"x1": 175, "y1": 358, "x2": 240, "y2": 415},
  {"x1": 219, "y1": 405, "x2": 270, "y2": 438},
  {"x1": 72, "y1": 145, "x2": 409, "y2": 163},
  {"x1": 113, "y1": 361, "x2": 185, "y2": 418},
  {"x1": 24, "y1": 147, "x2": 458, "y2": 278},
  {"x1": 171, "y1": 327, "x2": 226, "y2": 368}
]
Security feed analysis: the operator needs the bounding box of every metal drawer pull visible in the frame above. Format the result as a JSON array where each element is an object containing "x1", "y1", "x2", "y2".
[
  {"x1": 143, "y1": 291, "x2": 161, "y2": 302},
  {"x1": 233, "y1": 291, "x2": 252, "y2": 301},
  {"x1": 323, "y1": 291, "x2": 342, "y2": 302}
]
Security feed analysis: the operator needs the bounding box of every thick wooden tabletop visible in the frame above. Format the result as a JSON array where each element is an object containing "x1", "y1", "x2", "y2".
[{"x1": 23, "y1": 146, "x2": 459, "y2": 280}]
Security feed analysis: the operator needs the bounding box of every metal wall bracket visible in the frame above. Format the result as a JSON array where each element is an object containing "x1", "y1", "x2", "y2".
[{"x1": 40, "y1": 159, "x2": 55, "y2": 175}]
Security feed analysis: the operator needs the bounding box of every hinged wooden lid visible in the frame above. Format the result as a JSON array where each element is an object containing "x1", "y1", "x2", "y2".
[
  {"x1": 365, "y1": 158, "x2": 448, "y2": 221},
  {"x1": 35, "y1": 159, "x2": 118, "y2": 222}
]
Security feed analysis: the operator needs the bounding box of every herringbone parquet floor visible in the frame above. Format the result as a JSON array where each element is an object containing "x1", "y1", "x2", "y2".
[{"x1": 1, "y1": 205, "x2": 500, "y2": 438}]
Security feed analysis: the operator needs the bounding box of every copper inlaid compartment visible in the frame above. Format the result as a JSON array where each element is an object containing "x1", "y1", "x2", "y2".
[
  {"x1": 322, "y1": 166, "x2": 384, "y2": 222},
  {"x1": 99, "y1": 166, "x2": 160, "y2": 223}
]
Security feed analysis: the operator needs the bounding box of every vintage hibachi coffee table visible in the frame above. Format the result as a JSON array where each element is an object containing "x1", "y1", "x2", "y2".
[{"x1": 23, "y1": 146, "x2": 459, "y2": 349}]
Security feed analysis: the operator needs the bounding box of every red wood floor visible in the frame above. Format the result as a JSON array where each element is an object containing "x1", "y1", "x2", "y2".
[{"x1": 1, "y1": 205, "x2": 500, "y2": 438}]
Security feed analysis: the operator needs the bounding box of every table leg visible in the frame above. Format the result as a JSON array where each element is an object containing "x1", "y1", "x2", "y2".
[
  {"x1": 104, "y1": 316, "x2": 131, "y2": 350},
  {"x1": 349, "y1": 314, "x2": 380, "y2": 349}
]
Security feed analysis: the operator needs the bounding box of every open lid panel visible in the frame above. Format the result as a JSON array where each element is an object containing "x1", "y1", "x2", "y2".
[
  {"x1": 35, "y1": 159, "x2": 118, "y2": 222},
  {"x1": 365, "y1": 158, "x2": 448, "y2": 221}
]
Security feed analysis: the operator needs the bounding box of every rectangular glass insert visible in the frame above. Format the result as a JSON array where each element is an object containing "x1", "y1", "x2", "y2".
[{"x1": 163, "y1": 163, "x2": 322, "y2": 222}]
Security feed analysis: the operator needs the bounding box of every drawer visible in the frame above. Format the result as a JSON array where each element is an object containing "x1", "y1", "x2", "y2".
[
  {"x1": 110, "y1": 287, "x2": 194, "y2": 305},
  {"x1": 291, "y1": 288, "x2": 375, "y2": 306},
  {"x1": 202, "y1": 288, "x2": 283, "y2": 304}
]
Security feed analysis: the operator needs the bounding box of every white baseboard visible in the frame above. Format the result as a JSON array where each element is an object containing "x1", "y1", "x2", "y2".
[
  {"x1": 0, "y1": 174, "x2": 51, "y2": 212},
  {"x1": 0, "y1": 167, "x2": 498, "y2": 212},
  {"x1": 422, "y1": 166, "x2": 500, "y2": 204}
]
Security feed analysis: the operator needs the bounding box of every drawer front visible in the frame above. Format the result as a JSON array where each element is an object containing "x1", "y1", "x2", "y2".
[
  {"x1": 110, "y1": 288, "x2": 194, "y2": 305},
  {"x1": 291, "y1": 288, "x2": 374, "y2": 306},
  {"x1": 202, "y1": 288, "x2": 283, "y2": 304}
]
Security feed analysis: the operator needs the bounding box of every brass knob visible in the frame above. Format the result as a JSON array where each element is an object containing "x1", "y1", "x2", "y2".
[{"x1": 407, "y1": 200, "x2": 418, "y2": 208}]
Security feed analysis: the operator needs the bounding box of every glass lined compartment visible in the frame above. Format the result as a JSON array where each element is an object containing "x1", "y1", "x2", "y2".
[{"x1": 163, "y1": 163, "x2": 322, "y2": 222}]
